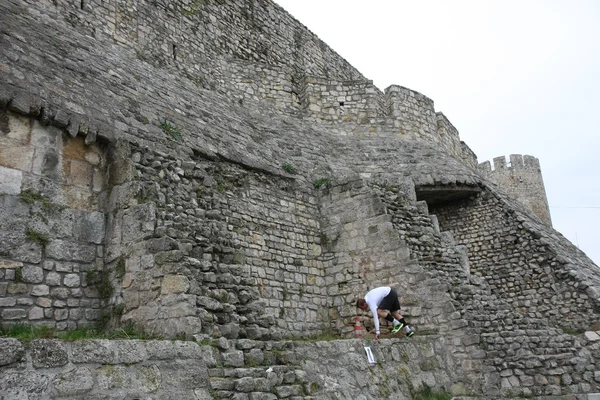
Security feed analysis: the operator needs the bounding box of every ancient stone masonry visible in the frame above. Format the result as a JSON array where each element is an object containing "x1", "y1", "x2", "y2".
[
  {"x1": 0, "y1": 337, "x2": 460, "y2": 400},
  {"x1": 113, "y1": 143, "x2": 332, "y2": 339},
  {"x1": 2, "y1": 0, "x2": 600, "y2": 399},
  {"x1": 0, "y1": 110, "x2": 107, "y2": 330},
  {"x1": 479, "y1": 154, "x2": 553, "y2": 226}
]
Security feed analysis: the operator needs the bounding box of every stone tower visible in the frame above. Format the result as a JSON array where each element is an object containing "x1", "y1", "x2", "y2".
[{"x1": 478, "y1": 154, "x2": 552, "y2": 226}]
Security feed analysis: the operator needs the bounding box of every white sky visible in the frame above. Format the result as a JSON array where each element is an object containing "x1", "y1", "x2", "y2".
[{"x1": 274, "y1": 0, "x2": 600, "y2": 267}]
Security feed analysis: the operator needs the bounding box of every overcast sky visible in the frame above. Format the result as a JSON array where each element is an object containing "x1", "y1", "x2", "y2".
[{"x1": 274, "y1": 0, "x2": 600, "y2": 266}]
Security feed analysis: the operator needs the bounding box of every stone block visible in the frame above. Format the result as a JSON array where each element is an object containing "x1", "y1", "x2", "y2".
[
  {"x1": 6, "y1": 111, "x2": 31, "y2": 141},
  {"x1": 31, "y1": 284, "x2": 49, "y2": 296},
  {"x1": 0, "y1": 165, "x2": 23, "y2": 195},
  {"x1": 64, "y1": 273, "x2": 81, "y2": 287},
  {"x1": 0, "y1": 338, "x2": 25, "y2": 366},
  {"x1": 28, "y1": 306, "x2": 44, "y2": 320},
  {"x1": 51, "y1": 287, "x2": 69, "y2": 299},
  {"x1": 220, "y1": 323, "x2": 240, "y2": 339},
  {"x1": 63, "y1": 185, "x2": 94, "y2": 210},
  {"x1": 46, "y1": 240, "x2": 96, "y2": 262},
  {"x1": 167, "y1": 359, "x2": 209, "y2": 389},
  {"x1": 95, "y1": 364, "x2": 129, "y2": 390},
  {"x1": 69, "y1": 308, "x2": 81, "y2": 320},
  {"x1": 46, "y1": 272, "x2": 61, "y2": 286},
  {"x1": 30, "y1": 121, "x2": 60, "y2": 147},
  {"x1": 22, "y1": 265, "x2": 44, "y2": 283},
  {"x1": 223, "y1": 350, "x2": 245, "y2": 367},
  {"x1": 111, "y1": 340, "x2": 148, "y2": 364},
  {"x1": 0, "y1": 297, "x2": 16, "y2": 307},
  {"x1": 1, "y1": 141, "x2": 35, "y2": 171},
  {"x1": 54, "y1": 309, "x2": 69, "y2": 321},
  {"x1": 197, "y1": 296, "x2": 223, "y2": 311},
  {"x1": 31, "y1": 145, "x2": 61, "y2": 181},
  {"x1": 67, "y1": 158, "x2": 93, "y2": 187},
  {"x1": 17, "y1": 298, "x2": 33, "y2": 306},
  {"x1": 31, "y1": 340, "x2": 68, "y2": 368},
  {"x1": 7, "y1": 283, "x2": 28, "y2": 295},
  {"x1": 0, "y1": 259, "x2": 24, "y2": 269},
  {"x1": 161, "y1": 275, "x2": 190, "y2": 294},
  {"x1": 10, "y1": 242, "x2": 43, "y2": 264},
  {"x1": 71, "y1": 340, "x2": 115, "y2": 364},
  {"x1": 235, "y1": 377, "x2": 256, "y2": 392},
  {"x1": 52, "y1": 367, "x2": 94, "y2": 396},
  {"x1": 36, "y1": 297, "x2": 52, "y2": 307},
  {"x1": 52, "y1": 110, "x2": 70, "y2": 128},
  {"x1": 74, "y1": 211, "x2": 105, "y2": 244}
]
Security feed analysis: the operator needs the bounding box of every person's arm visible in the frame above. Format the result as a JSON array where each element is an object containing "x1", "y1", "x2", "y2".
[{"x1": 369, "y1": 302, "x2": 380, "y2": 335}]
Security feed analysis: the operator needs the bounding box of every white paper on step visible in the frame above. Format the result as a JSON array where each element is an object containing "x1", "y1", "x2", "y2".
[{"x1": 364, "y1": 346, "x2": 376, "y2": 364}]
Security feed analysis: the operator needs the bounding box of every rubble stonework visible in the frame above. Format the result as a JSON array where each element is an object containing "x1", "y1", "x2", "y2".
[
  {"x1": 1, "y1": 0, "x2": 600, "y2": 399},
  {"x1": 0, "y1": 337, "x2": 458, "y2": 400},
  {"x1": 479, "y1": 154, "x2": 552, "y2": 225}
]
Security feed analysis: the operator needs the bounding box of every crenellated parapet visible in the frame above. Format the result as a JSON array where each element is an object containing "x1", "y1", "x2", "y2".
[{"x1": 479, "y1": 154, "x2": 552, "y2": 225}]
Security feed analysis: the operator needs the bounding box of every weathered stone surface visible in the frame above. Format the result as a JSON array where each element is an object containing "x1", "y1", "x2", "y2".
[
  {"x1": 0, "y1": 338, "x2": 25, "y2": 366},
  {"x1": 52, "y1": 367, "x2": 94, "y2": 396},
  {"x1": 0, "y1": 259, "x2": 23, "y2": 269},
  {"x1": 9, "y1": 242, "x2": 43, "y2": 264},
  {"x1": 46, "y1": 240, "x2": 96, "y2": 262},
  {"x1": 71, "y1": 340, "x2": 115, "y2": 364},
  {"x1": 0, "y1": 370, "x2": 49, "y2": 399},
  {"x1": 0, "y1": 165, "x2": 22, "y2": 195},
  {"x1": 74, "y1": 211, "x2": 106, "y2": 244},
  {"x1": 1, "y1": 1, "x2": 600, "y2": 398},
  {"x1": 222, "y1": 350, "x2": 245, "y2": 367},
  {"x1": 28, "y1": 306, "x2": 44, "y2": 319},
  {"x1": 22, "y1": 265, "x2": 44, "y2": 283},
  {"x1": 0, "y1": 297, "x2": 16, "y2": 306},
  {"x1": 161, "y1": 275, "x2": 190, "y2": 294},
  {"x1": 63, "y1": 273, "x2": 81, "y2": 287},
  {"x1": 31, "y1": 340, "x2": 68, "y2": 368},
  {"x1": 30, "y1": 284, "x2": 49, "y2": 296},
  {"x1": 2, "y1": 308, "x2": 26, "y2": 320},
  {"x1": 584, "y1": 331, "x2": 600, "y2": 342}
]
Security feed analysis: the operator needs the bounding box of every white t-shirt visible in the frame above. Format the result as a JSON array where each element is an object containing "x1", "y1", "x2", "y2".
[{"x1": 364, "y1": 286, "x2": 391, "y2": 334}]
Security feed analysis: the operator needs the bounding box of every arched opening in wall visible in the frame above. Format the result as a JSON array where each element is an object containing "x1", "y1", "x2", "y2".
[{"x1": 172, "y1": 44, "x2": 177, "y2": 61}]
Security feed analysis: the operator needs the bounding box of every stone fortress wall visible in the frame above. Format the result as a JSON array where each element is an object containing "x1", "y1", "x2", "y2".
[
  {"x1": 479, "y1": 154, "x2": 552, "y2": 225},
  {"x1": 2, "y1": 0, "x2": 600, "y2": 399}
]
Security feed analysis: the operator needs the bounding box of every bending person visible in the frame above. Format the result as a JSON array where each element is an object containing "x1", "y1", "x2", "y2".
[{"x1": 356, "y1": 286, "x2": 414, "y2": 339}]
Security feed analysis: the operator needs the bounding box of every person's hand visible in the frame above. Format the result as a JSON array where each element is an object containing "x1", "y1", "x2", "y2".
[{"x1": 375, "y1": 332, "x2": 380, "y2": 340}]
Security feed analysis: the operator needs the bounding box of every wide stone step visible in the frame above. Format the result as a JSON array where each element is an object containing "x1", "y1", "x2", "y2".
[{"x1": 209, "y1": 365, "x2": 311, "y2": 397}]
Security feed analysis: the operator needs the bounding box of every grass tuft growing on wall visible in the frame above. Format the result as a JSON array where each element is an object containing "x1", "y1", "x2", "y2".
[
  {"x1": 282, "y1": 162, "x2": 297, "y2": 174},
  {"x1": 160, "y1": 119, "x2": 183, "y2": 142},
  {"x1": 26, "y1": 228, "x2": 49, "y2": 246},
  {"x1": 313, "y1": 178, "x2": 331, "y2": 189},
  {"x1": 0, "y1": 322, "x2": 160, "y2": 341},
  {"x1": 0, "y1": 323, "x2": 56, "y2": 340}
]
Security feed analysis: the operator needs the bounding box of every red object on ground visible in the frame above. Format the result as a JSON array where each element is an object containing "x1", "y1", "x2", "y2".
[{"x1": 354, "y1": 316, "x2": 364, "y2": 338}]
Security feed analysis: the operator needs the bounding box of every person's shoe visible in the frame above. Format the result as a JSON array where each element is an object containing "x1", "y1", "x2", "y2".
[
  {"x1": 406, "y1": 331, "x2": 415, "y2": 338},
  {"x1": 391, "y1": 323, "x2": 403, "y2": 333}
]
